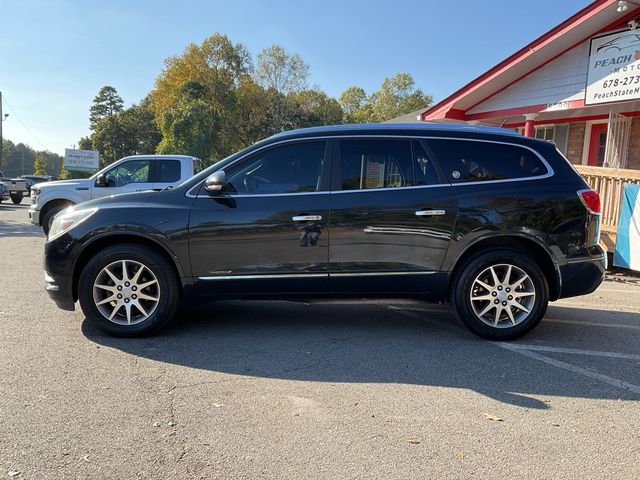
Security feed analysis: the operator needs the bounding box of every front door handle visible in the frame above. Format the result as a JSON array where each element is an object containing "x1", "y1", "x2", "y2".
[
  {"x1": 292, "y1": 215, "x2": 322, "y2": 222},
  {"x1": 415, "y1": 209, "x2": 446, "y2": 217}
]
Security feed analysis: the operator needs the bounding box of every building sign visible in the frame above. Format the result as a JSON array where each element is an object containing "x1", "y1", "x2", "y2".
[
  {"x1": 545, "y1": 101, "x2": 570, "y2": 112},
  {"x1": 586, "y1": 30, "x2": 640, "y2": 105},
  {"x1": 64, "y1": 148, "x2": 99, "y2": 172}
]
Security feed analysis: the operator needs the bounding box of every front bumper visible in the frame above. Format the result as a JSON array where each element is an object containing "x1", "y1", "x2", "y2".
[
  {"x1": 44, "y1": 231, "x2": 79, "y2": 312},
  {"x1": 44, "y1": 271, "x2": 75, "y2": 311},
  {"x1": 28, "y1": 207, "x2": 40, "y2": 225},
  {"x1": 557, "y1": 247, "x2": 606, "y2": 299}
]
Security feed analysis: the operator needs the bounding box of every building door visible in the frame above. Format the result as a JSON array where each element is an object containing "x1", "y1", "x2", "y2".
[{"x1": 587, "y1": 123, "x2": 608, "y2": 166}]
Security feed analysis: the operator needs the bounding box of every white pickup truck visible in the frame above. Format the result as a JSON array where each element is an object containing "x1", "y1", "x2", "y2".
[{"x1": 29, "y1": 154, "x2": 203, "y2": 234}]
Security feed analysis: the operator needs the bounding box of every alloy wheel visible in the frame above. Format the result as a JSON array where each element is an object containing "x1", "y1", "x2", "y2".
[
  {"x1": 92, "y1": 259, "x2": 160, "y2": 325},
  {"x1": 469, "y1": 263, "x2": 536, "y2": 328}
]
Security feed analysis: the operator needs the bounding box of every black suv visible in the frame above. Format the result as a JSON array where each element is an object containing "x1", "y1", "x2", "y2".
[{"x1": 44, "y1": 123, "x2": 605, "y2": 340}]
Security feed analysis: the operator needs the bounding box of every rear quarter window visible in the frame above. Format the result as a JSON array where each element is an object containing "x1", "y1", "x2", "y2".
[
  {"x1": 156, "y1": 160, "x2": 181, "y2": 183},
  {"x1": 426, "y1": 139, "x2": 548, "y2": 183}
]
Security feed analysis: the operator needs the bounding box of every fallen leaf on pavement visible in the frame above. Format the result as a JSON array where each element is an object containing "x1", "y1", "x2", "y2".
[
  {"x1": 406, "y1": 438, "x2": 420, "y2": 444},
  {"x1": 483, "y1": 413, "x2": 503, "y2": 422}
]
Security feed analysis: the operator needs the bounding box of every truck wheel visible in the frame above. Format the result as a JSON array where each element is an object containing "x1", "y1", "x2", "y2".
[
  {"x1": 42, "y1": 203, "x2": 72, "y2": 235},
  {"x1": 10, "y1": 193, "x2": 23, "y2": 204},
  {"x1": 451, "y1": 249, "x2": 549, "y2": 340},
  {"x1": 78, "y1": 243, "x2": 180, "y2": 337}
]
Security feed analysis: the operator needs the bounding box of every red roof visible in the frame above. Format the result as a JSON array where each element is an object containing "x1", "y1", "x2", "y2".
[{"x1": 422, "y1": 0, "x2": 640, "y2": 121}]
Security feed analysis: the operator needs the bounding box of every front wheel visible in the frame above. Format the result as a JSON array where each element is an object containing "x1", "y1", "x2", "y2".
[
  {"x1": 451, "y1": 249, "x2": 549, "y2": 340},
  {"x1": 78, "y1": 244, "x2": 180, "y2": 337}
]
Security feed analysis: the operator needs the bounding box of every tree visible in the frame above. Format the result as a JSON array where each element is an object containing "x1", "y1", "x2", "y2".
[
  {"x1": 338, "y1": 73, "x2": 432, "y2": 123},
  {"x1": 33, "y1": 152, "x2": 47, "y2": 175},
  {"x1": 89, "y1": 86, "x2": 124, "y2": 129},
  {"x1": 339, "y1": 86, "x2": 370, "y2": 123},
  {"x1": 256, "y1": 45, "x2": 309, "y2": 95},
  {"x1": 370, "y1": 73, "x2": 432, "y2": 122},
  {"x1": 157, "y1": 81, "x2": 218, "y2": 162},
  {"x1": 78, "y1": 136, "x2": 93, "y2": 150},
  {"x1": 91, "y1": 100, "x2": 161, "y2": 166},
  {"x1": 290, "y1": 89, "x2": 343, "y2": 126},
  {"x1": 151, "y1": 34, "x2": 251, "y2": 119}
]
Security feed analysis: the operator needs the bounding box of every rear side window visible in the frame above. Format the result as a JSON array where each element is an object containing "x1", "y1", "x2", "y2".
[
  {"x1": 413, "y1": 140, "x2": 441, "y2": 186},
  {"x1": 426, "y1": 139, "x2": 548, "y2": 183},
  {"x1": 340, "y1": 139, "x2": 413, "y2": 190},
  {"x1": 156, "y1": 160, "x2": 181, "y2": 183}
]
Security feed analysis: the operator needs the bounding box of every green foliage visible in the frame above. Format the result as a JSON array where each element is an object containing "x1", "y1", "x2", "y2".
[
  {"x1": 91, "y1": 101, "x2": 161, "y2": 166},
  {"x1": 75, "y1": 34, "x2": 430, "y2": 169},
  {"x1": 256, "y1": 45, "x2": 309, "y2": 95},
  {"x1": 339, "y1": 86, "x2": 369, "y2": 122},
  {"x1": 33, "y1": 152, "x2": 47, "y2": 175},
  {"x1": 0, "y1": 139, "x2": 62, "y2": 177},
  {"x1": 90, "y1": 86, "x2": 124, "y2": 129},
  {"x1": 78, "y1": 136, "x2": 92, "y2": 150},
  {"x1": 157, "y1": 81, "x2": 219, "y2": 162},
  {"x1": 339, "y1": 73, "x2": 432, "y2": 123},
  {"x1": 291, "y1": 89, "x2": 343, "y2": 126}
]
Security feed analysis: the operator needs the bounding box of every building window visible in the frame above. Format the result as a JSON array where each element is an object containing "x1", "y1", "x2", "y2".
[
  {"x1": 514, "y1": 124, "x2": 569, "y2": 155},
  {"x1": 535, "y1": 126, "x2": 554, "y2": 141}
]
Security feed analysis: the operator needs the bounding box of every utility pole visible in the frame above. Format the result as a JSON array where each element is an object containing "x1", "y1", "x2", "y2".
[
  {"x1": 0, "y1": 91, "x2": 3, "y2": 170},
  {"x1": 0, "y1": 91, "x2": 8, "y2": 171}
]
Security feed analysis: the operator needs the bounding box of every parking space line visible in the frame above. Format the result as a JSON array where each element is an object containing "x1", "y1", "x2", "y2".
[
  {"x1": 596, "y1": 286, "x2": 640, "y2": 292},
  {"x1": 496, "y1": 345, "x2": 640, "y2": 395},
  {"x1": 388, "y1": 305, "x2": 640, "y2": 395},
  {"x1": 594, "y1": 288, "x2": 640, "y2": 293},
  {"x1": 495, "y1": 343, "x2": 640, "y2": 361},
  {"x1": 544, "y1": 319, "x2": 640, "y2": 330}
]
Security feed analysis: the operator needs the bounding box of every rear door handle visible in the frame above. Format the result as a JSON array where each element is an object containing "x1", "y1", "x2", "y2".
[
  {"x1": 292, "y1": 215, "x2": 322, "y2": 222},
  {"x1": 415, "y1": 209, "x2": 446, "y2": 216}
]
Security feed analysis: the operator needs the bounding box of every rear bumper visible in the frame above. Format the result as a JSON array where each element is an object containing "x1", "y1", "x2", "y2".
[{"x1": 557, "y1": 248, "x2": 606, "y2": 299}]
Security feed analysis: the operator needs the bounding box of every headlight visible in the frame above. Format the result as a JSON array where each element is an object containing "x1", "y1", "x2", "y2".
[{"x1": 47, "y1": 208, "x2": 97, "y2": 241}]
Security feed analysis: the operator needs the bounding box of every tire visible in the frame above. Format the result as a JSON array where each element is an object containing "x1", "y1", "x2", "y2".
[
  {"x1": 10, "y1": 193, "x2": 23, "y2": 204},
  {"x1": 41, "y1": 203, "x2": 72, "y2": 235},
  {"x1": 451, "y1": 249, "x2": 549, "y2": 340},
  {"x1": 78, "y1": 243, "x2": 180, "y2": 337}
]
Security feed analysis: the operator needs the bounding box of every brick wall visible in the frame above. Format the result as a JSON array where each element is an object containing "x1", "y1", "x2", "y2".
[
  {"x1": 566, "y1": 122, "x2": 586, "y2": 165},
  {"x1": 626, "y1": 117, "x2": 640, "y2": 170}
]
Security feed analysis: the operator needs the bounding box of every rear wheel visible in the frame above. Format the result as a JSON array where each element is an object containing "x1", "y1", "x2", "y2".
[
  {"x1": 451, "y1": 249, "x2": 549, "y2": 340},
  {"x1": 10, "y1": 193, "x2": 23, "y2": 204},
  {"x1": 78, "y1": 244, "x2": 180, "y2": 337}
]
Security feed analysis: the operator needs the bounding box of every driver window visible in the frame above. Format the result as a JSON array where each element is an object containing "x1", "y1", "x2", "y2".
[
  {"x1": 105, "y1": 160, "x2": 151, "y2": 187},
  {"x1": 225, "y1": 141, "x2": 327, "y2": 194}
]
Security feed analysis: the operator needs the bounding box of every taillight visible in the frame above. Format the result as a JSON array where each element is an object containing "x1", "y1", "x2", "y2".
[{"x1": 577, "y1": 189, "x2": 601, "y2": 215}]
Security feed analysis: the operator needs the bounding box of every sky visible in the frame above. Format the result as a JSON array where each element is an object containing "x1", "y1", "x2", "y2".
[{"x1": 0, "y1": 0, "x2": 591, "y2": 155}]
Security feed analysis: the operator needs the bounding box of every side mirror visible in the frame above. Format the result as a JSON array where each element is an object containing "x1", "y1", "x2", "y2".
[
  {"x1": 95, "y1": 173, "x2": 107, "y2": 187},
  {"x1": 204, "y1": 170, "x2": 227, "y2": 193}
]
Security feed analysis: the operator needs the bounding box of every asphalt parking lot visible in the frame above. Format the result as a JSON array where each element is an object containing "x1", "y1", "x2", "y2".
[{"x1": 1, "y1": 203, "x2": 639, "y2": 479}]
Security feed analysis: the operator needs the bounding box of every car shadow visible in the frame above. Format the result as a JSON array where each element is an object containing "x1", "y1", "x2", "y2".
[
  {"x1": 0, "y1": 219, "x2": 44, "y2": 237},
  {"x1": 0, "y1": 202, "x2": 30, "y2": 211},
  {"x1": 82, "y1": 301, "x2": 640, "y2": 409}
]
